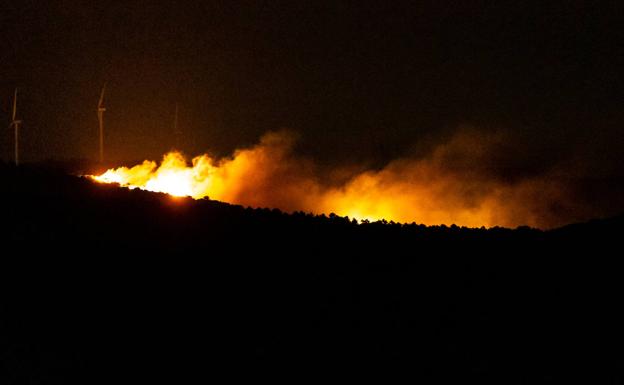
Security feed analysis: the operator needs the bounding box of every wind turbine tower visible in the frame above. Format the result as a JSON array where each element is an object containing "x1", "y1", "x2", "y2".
[
  {"x1": 97, "y1": 84, "x2": 106, "y2": 163},
  {"x1": 8, "y1": 88, "x2": 22, "y2": 166}
]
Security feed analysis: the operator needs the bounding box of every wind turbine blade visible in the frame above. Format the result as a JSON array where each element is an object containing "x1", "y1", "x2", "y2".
[
  {"x1": 98, "y1": 83, "x2": 106, "y2": 108},
  {"x1": 12, "y1": 88, "x2": 17, "y2": 121}
]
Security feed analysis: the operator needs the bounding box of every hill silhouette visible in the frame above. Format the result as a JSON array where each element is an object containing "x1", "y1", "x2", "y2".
[{"x1": 1, "y1": 163, "x2": 623, "y2": 383}]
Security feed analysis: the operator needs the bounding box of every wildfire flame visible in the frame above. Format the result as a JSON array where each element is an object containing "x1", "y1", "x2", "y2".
[
  {"x1": 94, "y1": 153, "x2": 213, "y2": 198},
  {"x1": 90, "y1": 130, "x2": 581, "y2": 229}
]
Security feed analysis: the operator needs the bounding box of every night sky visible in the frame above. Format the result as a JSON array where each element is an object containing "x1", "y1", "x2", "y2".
[{"x1": 1, "y1": 1, "x2": 623, "y2": 174}]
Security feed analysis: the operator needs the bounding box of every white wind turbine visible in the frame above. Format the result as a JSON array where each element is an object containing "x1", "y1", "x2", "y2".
[
  {"x1": 8, "y1": 88, "x2": 22, "y2": 166},
  {"x1": 97, "y1": 84, "x2": 106, "y2": 163}
]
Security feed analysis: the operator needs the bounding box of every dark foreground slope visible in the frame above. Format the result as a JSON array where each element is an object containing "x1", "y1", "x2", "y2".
[{"x1": 1, "y1": 163, "x2": 623, "y2": 383}]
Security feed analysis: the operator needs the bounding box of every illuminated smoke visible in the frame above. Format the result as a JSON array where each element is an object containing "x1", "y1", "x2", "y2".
[{"x1": 92, "y1": 129, "x2": 596, "y2": 229}]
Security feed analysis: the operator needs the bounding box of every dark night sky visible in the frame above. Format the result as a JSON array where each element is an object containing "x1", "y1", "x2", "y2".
[{"x1": 0, "y1": 1, "x2": 623, "y2": 173}]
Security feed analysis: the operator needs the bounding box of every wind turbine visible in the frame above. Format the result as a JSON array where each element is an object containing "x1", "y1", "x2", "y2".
[
  {"x1": 8, "y1": 88, "x2": 22, "y2": 166},
  {"x1": 97, "y1": 84, "x2": 106, "y2": 163}
]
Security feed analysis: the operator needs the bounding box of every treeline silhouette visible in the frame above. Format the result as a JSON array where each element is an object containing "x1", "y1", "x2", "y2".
[{"x1": 1, "y1": 162, "x2": 623, "y2": 384}]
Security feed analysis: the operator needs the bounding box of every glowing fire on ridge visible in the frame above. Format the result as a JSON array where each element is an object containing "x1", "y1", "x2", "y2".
[
  {"x1": 89, "y1": 131, "x2": 578, "y2": 229},
  {"x1": 90, "y1": 148, "x2": 390, "y2": 224},
  {"x1": 93, "y1": 152, "x2": 213, "y2": 198}
]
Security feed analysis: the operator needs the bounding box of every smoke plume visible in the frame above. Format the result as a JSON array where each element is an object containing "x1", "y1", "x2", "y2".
[{"x1": 93, "y1": 128, "x2": 622, "y2": 229}]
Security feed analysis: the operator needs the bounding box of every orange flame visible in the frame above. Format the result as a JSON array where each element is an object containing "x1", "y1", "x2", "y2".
[
  {"x1": 94, "y1": 153, "x2": 214, "y2": 198},
  {"x1": 90, "y1": 130, "x2": 581, "y2": 229}
]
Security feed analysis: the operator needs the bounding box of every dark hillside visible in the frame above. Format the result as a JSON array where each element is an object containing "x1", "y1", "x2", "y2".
[{"x1": 1, "y1": 163, "x2": 623, "y2": 383}]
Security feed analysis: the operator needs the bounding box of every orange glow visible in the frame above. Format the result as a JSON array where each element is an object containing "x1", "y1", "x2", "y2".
[
  {"x1": 93, "y1": 153, "x2": 212, "y2": 198},
  {"x1": 89, "y1": 131, "x2": 576, "y2": 229}
]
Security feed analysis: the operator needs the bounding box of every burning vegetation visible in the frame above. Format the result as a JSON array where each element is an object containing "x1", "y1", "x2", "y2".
[{"x1": 91, "y1": 129, "x2": 603, "y2": 229}]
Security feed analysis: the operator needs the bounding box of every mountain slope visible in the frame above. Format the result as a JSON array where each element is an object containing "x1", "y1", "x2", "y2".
[{"x1": 1, "y1": 163, "x2": 623, "y2": 383}]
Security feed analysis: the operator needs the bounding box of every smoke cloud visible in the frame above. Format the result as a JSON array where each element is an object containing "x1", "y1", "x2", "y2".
[{"x1": 94, "y1": 128, "x2": 623, "y2": 229}]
